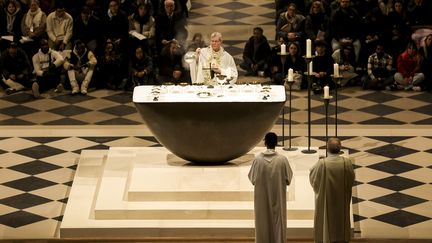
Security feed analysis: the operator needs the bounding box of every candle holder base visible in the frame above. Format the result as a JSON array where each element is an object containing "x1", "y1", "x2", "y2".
[
  {"x1": 302, "y1": 148, "x2": 317, "y2": 154},
  {"x1": 283, "y1": 147, "x2": 298, "y2": 151}
]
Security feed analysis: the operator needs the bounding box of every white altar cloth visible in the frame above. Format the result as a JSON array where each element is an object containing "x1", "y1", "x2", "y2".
[{"x1": 132, "y1": 85, "x2": 286, "y2": 103}]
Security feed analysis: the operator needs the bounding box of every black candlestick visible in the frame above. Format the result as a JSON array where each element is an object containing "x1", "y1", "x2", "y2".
[
  {"x1": 302, "y1": 56, "x2": 317, "y2": 154},
  {"x1": 331, "y1": 75, "x2": 342, "y2": 138},
  {"x1": 323, "y1": 95, "x2": 332, "y2": 157},
  {"x1": 283, "y1": 79, "x2": 298, "y2": 151},
  {"x1": 278, "y1": 52, "x2": 288, "y2": 147}
]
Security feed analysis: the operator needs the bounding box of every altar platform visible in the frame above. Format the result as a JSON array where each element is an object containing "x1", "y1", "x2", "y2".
[{"x1": 60, "y1": 146, "x2": 353, "y2": 239}]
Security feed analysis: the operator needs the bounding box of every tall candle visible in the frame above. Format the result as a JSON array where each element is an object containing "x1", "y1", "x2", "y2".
[
  {"x1": 309, "y1": 61, "x2": 313, "y2": 75},
  {"x1": 306, "y1": 39, "x2": 312, "y2": 58},
  {"x1": 324, "y1": 85, "x2": 330, "y2": 98},
  {"x1": 288, "y1": 68, "x2": 294, "y2": 81},
  {"x1": 333, "y1": 63, "x2": 339, "y2": 77},
  {"x1": 281, "y1": 43, "x2": 286, "y2": 55}
]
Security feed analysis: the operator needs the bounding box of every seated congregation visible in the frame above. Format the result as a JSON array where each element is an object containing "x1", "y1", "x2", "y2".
[{"x1": 1, "y1": 0, "x2": 432, "y2": 98}]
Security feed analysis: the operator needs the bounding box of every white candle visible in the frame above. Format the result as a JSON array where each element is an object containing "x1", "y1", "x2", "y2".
[
  {"x1": 333, "y1": 63, "x2": 339, "y2": 77},
  {"x1": 280, "y1": 44, "x2": 286, "y2": 55},
  {"x1": 309, "y1": 61, "x2": 313, "y2": 75},
  {"x1": 306, "y1": 39, "x2": 312, "y2": 58},
  {"x1": 324, "y1": 85, "x2": 330, "y2": 99},
  {"x1": 288, "y1": 68, "x2": 294, "y2": 81}
]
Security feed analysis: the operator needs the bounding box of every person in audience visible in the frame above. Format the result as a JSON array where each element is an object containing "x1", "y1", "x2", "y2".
[
  {"x1": 63, "y1": 40, "x2": 97, "y2": 95},
  {"x1": 73, "y1": 6, "x2": 101, "y2": 53},
  {"x1": 309, "y1": 137, "x2": 355, "y2": 243},
  {"x1": 31, "y1": 38, "x2": 64, "y2": 98},
  {"x1": 361, "y1": 7, "x2": 391, "y2": 67},
  {"x1": 276, "y1": 3, "x2": 305, "y2": 45},
  {"x1": 0, "y1": 42, "x2": 32, "y2": 94},
  {"x1": 0, "y1": 0, "x2": 24, "y2": 51},
  {"x1": 283, "y1": 42, "x2": 306, "y2": 90},
  {"x1": 269, "y1": 35, "x2": 287, "y2": 85},
  {"x1": 407, "y1": 0, "x2": 431, "y2": 26},
  {"x1": 330, "y1": 0, "x2": 362, "y2": 63},
  {"x1": 129, "y1": 46, "x2": 153, "y2": 86},
  {"x1": 332, "y1": 43, "x2": 358, "y2": 87},
  {"x1": 304, "y1": 1, "x2": 329, "y2": 42},
  {"x1": 363, "y1": 42, "x2": 394, "y2": 90},
  {"x1": 101, "y1": 0, "x2": 129, "y2": 53},
  {"x1": 98, "y1": 38, "x2": 127, "y2": 90},
  {"x1": 419, "y1": 34, "x2": 432, "y2": 91},
  {"x1": 46, "y1": 2, "x2": 73, "y2": 51},
  {"x1": 157, "y1": 39, "x2": 184, "y2": 84},
  {"x1": 388, "y1": 0, "x2": 410, "y2": 62},
  {"x1": 128, "y1": 3, "x2": 155, "y2": 55},
  {"x1": 312, "y1": 39, "x2": 334, "y2": 93},
  {"x1": 196, "y1": 32, "x2": 238, "y2": 85},
  {"x1": 155, "y1": 0, "x2": 187, "y2": 53},
  {"x1": 248, "y1": 132, "x2": 293, "y2": 243},
  {"x1": 20, "y1": 0, "x2": 47, "y2": 56},
  {"x1": 240, "y1": 27, "x2": 271, "y2": 77},
  {"x1": 394, "y1": 40, "x2": 424, "y2": 91}
]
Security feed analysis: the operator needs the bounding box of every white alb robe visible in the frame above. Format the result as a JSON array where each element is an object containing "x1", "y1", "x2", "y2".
[
  {"x1": 309, "y1": 154, "x2": 355, "y2": 243},
  {"x1": 195, "y1": 46, "x2": 238, "y2": 85},
  {"x1": 248, "y1": 149, "x2": 293, "y2": 243}
]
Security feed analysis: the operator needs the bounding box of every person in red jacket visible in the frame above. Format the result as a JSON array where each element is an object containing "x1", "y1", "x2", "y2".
[{"x1": 394, "y1": 40, "x2": 425, "y2": 91}]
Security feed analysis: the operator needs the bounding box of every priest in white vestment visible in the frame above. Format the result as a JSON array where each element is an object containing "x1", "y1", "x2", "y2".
[
  {"x1": 309, "y1": 138, "x2": 355, "y2": 243},
  {"x1": 195, "y1": 32, "x2": 238, "y2": 85},
  {"x1": 248, "y1": 132, "x2": 293, "y2": 243}
]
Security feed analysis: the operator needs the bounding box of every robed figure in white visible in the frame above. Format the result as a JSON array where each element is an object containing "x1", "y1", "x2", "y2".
[
  {"x1": 309, "y1": 138, "x2": 355, "y2": 243},
  {"x1": 248, "y1": 132, "x2": 293, "y2": 243},
  {"x1": 195, "y1": 32, "x2": 238, "y2": 85}
]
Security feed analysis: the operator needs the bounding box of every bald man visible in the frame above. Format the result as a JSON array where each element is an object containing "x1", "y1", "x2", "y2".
[{"x1": 309, "y1": 138, "x2": 355, "y2": 243}]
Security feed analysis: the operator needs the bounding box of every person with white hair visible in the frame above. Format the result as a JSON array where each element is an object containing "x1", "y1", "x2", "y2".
[{"x1": 195, "y1": 32, "x2": 238, "y2": 85}]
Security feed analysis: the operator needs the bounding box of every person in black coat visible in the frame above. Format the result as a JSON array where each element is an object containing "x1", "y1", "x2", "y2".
[
  {"x1": 0, "y1": 42, "x2": 32, "y2": 94},
  {"x1": 0, "y1": 0, "x2": 23, "y2": 51},
  {"x1": 155, "y1": 0, "x2": 187, "y2": 53},
  {"x1": 157, "y1": 40, "x2": 184, "y2": 84},
  {"x1": 240, "y1": 27, "x2": 271, "y2": 77},
  {"x1": 129, "y1": 46, "x2": 153, "y2": 86},
  {"x1": 73, "y1": 6, "x2": 102, "y2": 53}
]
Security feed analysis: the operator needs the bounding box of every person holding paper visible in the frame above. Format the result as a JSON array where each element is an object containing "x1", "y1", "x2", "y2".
[
  {"x1": 0, "y1": 0, "x2": 24, "y2": 51},
  {"x1": 20, "y1": 0, "x2": 47, "y2": 55},
  {"x1": 195, "y1": 32, "x2": 238, "y2": 85},
  {"x1": 304, "y1": 1, "x2": 329, "y2": 42},
  {"x1": 46, "y1": 2, "x2": 73, "y2": 51},
  {"x1": 128, "y1": 3, "x2": 155, "y2": 54},
  {"x1": 331, "y1": 43, "x2": 358, "y2": 87},
  {"x1": 0, "y1": 42, "x2": 32, "y2": 94}
]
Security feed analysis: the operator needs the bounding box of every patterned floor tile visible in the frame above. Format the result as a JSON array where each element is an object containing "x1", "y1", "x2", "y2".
[
  {"x1": 42, "y1": 118, "x2": 88, "y2": 125},
  {"x1": 365, "y1": 144, "x2": 419, "y2": 158},
  {"x1": 383, "y1": 97, "x2": 428, "y2": 110},
  {"x1": 31, "y1": 184, "x2": 70, "y2": 202},
  {"x1": 370, "y1": 192, "x2": 427, "y2": 209},
  {"x1": 394, "y1": 136, "x2": 432, "y2": 151},
  {"x1": 17, "y1": 111, "x2": 65, "y2": 124},
  {"x1": 354, "y1": 200, "x2": 396, "y2": 218},
  {"x1": 0, "y1": 193, "x2": 52, "y2": 210},
  {"x1": 0, "y1": 169, "x2": 29, "y2": 184},
  {"x1": 399, "y1": 168, "x2": 432, "y2": 184},
  {"x1": 404, "y1": 201, "x2": 432, "y2": 218},
  {"x1": 2, "y1": 176, "x2": 57, "y2": 192},
  {"x1": 367, "y1": 160, "x2": 421, "y2": 175},
  {"x1": 44, "y1": 137, "x2": 98, "y2": 152},
  {"x1": 14, "y1": 145, "x2": 66, "y2": 160},
  {"x1": 0, "y1": 211, "x2": 47, "y2": 228},
  {"x1": 369, "y1": 176, "x2": 425, "y2": 192},
  {"x1": 372, "y1": 210, "x2": 430, "y2": 227},
  {"x1": 402, "y1": 184, "x2": 432, "y2": 201},
  {"x1": 35, "y1": 168, "x2": 75, "y2": 184},
  {"x1": 8, "y1": 160, "x2": 62, "y2": 175},
  {"x1": 359, "y1": 117, "x2": 405, "y2": 125},
  {"x1": 356, "y1": 92, "x2": 400, "y2": 103},
  {"x1": 354, "y1": 167, "x2": 390, "y2": 183},
  {"x1": 395, "y1": 152, "x2": 432, "y2": 167}
]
